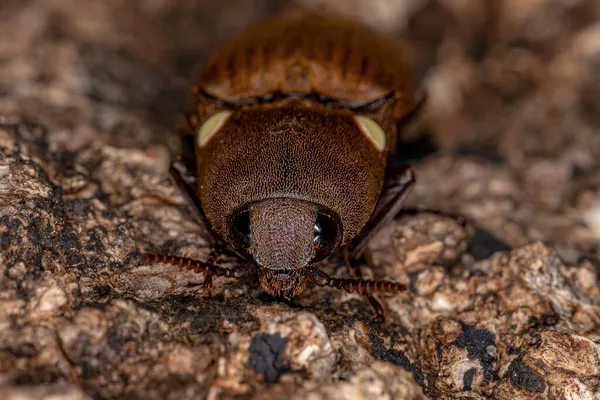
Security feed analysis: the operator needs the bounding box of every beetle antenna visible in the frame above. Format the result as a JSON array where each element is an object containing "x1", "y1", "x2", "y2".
[
  {"x1": 307, "y1": 268, "x2": 406, "y2": 295},
  {"x1": 142, "y1": 253, "x2": 256, "y2": 278}
]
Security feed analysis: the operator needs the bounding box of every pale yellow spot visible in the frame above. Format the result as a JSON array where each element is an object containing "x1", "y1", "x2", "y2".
[
  {"x1": 197, "y1": 111, "x2": 231, "y2": 147},
  {"x1": 354, "y1": 115, "x2": 386, "y2": 151}
]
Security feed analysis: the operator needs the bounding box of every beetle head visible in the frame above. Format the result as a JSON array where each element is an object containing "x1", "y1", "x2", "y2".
[{"x1": 227, "y1": 197, "x2": 341, "y2": 299}]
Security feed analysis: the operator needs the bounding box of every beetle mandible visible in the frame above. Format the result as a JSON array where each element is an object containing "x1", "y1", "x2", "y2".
[{"x1": 143, "y1": 14, "x2": 426, "y2": 313}]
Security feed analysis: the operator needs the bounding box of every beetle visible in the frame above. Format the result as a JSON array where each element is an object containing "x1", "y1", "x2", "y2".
[{"x1": 143, "y1": 13, "x2": 427, "y2": 315}]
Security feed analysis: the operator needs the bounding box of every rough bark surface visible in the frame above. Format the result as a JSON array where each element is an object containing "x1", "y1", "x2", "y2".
[{"x1": 1, "y1": 1, "x2": 600, "y2": 399}]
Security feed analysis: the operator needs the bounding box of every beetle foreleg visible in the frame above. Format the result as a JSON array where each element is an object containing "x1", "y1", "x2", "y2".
[
  {"x1": 343, "y1": 247, "x2": 387, "y2": 322},
  {"x1": 347, "y1": 164, "x2": 416, "y2": 259},
  {"x1": 170, "y1": 159, "x2": 223, "y2": 246}
]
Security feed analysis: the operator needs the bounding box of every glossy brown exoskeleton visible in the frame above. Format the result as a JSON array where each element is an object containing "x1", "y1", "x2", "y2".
[{"x1": 144, "y1": 14, "x2": 426, "y2": 315}]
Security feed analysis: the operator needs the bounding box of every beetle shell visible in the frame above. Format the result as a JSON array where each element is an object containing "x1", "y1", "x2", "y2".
[
  {"x1": 195, "y1": 13, "x2": 415, "y2": 122},
  {"x1": 143, "y1": 13, "x2": 418, "y2": 301},
  {"x1": 192, "y1": 13, "x2": 416, "y2": 257},
  {"x1": 196, "y1": 105, "x2": 387, "y2": 244}
]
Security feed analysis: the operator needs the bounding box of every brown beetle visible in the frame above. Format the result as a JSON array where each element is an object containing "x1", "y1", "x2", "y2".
[{"x1": 143, "y1": 13, "x2": 426, "y2": 313}]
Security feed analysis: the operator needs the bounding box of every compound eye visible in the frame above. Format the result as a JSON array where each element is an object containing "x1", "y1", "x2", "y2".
[
  {"x1": 227, "y1": 209, "x2": 251, "y2": 260},
  {"x1": 312, "y1": 211, "x2": 342, "y2": 262}
]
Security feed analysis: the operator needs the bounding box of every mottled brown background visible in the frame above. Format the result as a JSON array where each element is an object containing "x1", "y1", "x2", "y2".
[{"x1": 1, "y1": 0, "x2": 600, "y2": 399}]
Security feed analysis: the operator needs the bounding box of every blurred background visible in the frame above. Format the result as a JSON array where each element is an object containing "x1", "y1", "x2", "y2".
[
  {"x1": 1, "y1": 3, "x2": 600, "y2": 398},
  {"x1": 1, "y1": 0, "x2": 599, "y2": 261}
]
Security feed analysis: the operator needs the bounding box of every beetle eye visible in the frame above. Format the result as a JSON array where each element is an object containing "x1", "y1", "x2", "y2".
[
  {"x1": 312, "y1": 211, "x2": 341, "y2": 262},
  {"x1": 227, "y1": 209, "x2": 251, "y2": 260}
]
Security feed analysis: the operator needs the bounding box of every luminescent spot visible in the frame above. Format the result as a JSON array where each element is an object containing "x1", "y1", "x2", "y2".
[
  {"x1": 197, "y1": 111, "x2": 231, "y2": 147},
  {"x1": 353, "y1": 115, "x2": 386, "y2": 151}
]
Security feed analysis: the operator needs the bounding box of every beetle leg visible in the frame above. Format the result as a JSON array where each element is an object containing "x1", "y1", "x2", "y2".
[
  {"x1": 170, "y1": 159, "x2": 222, "y2": 246},
  {"x1": 343, "y1": 164, "x2": 416, "y2": 320},
  {"x1": 347, "y1": 165, "x2": 471, "y2": 258},
  {"x1": 184, "y1": 249, "x2": 219, "y2": 296},
  {"x1": 171, "y1": 157, "x2": 197, "y2": 187},
  {"x1": 343, "y1": 247, "x2": 386, "y2": 323},
  {"x1": 186, "y1": 275, "x2": 213, "y2": 298},
  {"x1": 347, "y1": 164, "x2": 416, "y2": 259}
]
